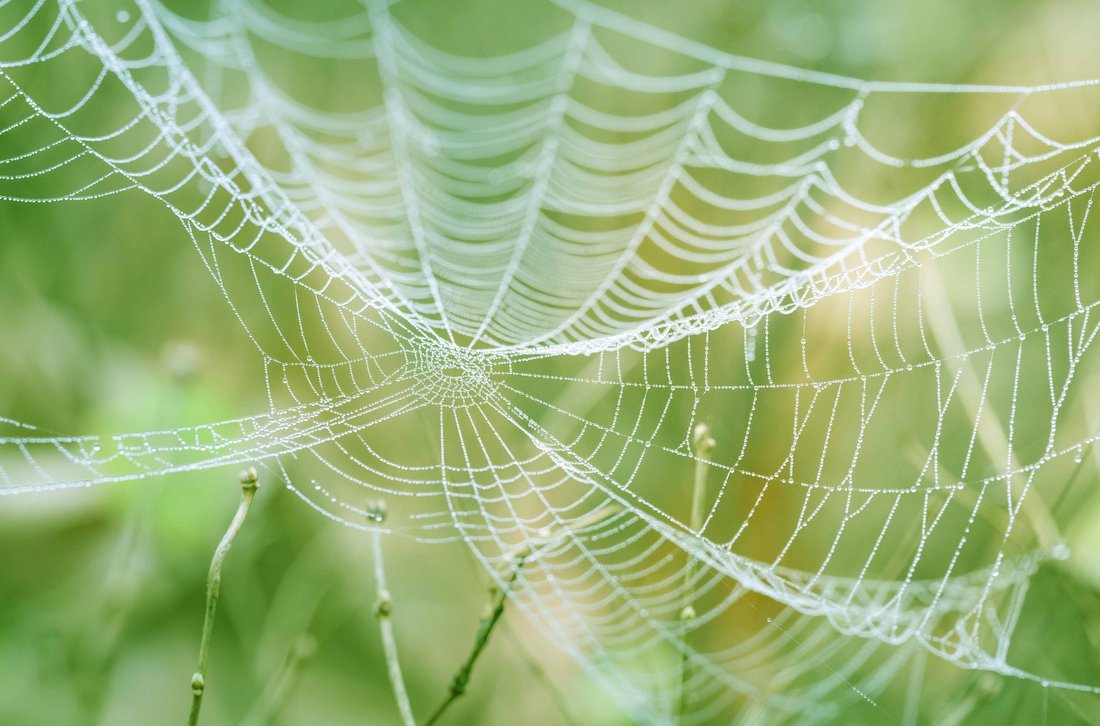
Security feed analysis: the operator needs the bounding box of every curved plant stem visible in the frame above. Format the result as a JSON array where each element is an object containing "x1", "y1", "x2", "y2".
[
  {"x1": 369, "y1": 500, "x2": 416, "y2": 726},
  {"x1": 678, "y1": 423, "x2": 715, "y2": 722},
  {"x1": 424, "y1": 551, "x2": 527, "y2": 726},
  {"x1": 188, "y1": 467, "x2": 259, "y2": 726},
  {"x1": 425, "y1": 504, "x2": 620, "y2": 726}
]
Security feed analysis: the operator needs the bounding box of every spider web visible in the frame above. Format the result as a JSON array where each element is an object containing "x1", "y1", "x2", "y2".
[{"x1": 3, "y1": 0, "x2": 1100, "y2": 721}]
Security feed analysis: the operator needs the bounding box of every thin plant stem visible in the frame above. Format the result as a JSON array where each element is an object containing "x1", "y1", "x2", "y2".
[
  {"x1": 425, "y1": 504, "x2": 621, "y2": 726},
  {"x1": 424, "y1": 551, "x2": 527, "y2": 726},
  {"x1": 368, "y1": 501, "x2": 416, "y2": 726},
  {"x1": 424, "y1": 503, "x2": 624, "y2": 726},
  {"x1": 189, "y1": 467, "x2": 260, "y2": 726},
  {"x1": 678, "y1": 423, "x2": 715, "y2": 722}
]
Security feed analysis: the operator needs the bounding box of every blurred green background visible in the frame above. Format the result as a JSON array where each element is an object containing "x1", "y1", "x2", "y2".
[{"x1": 4, "y1": 0, "x2": 1100, "y2": 724}]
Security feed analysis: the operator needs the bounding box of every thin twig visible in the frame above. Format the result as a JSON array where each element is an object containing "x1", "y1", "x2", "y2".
[
  {"x1": 424, "y1": 549, "x2": 528, "y2": 726},
  {"x1": 189, "y1": 467, "x2": 260, "y2": 726},
  {"x1": 679, "y1": 423, "x2": 715, "y2": 722},
  {"x1": 425, "y1": 505, "x2": 621, "y2": 726},
  {"x1": 369, "y1": 501, "x2": 416, "y2": 726}
]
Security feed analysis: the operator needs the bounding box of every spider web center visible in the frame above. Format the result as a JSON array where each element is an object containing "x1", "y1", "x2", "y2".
[{"x1": 408, "y1": 341, "x2": 500, "y2": 407}]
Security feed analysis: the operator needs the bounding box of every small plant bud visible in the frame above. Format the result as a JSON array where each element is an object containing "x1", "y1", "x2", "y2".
[
  {"x1": 450, "y1": 672, "x2": 469, "y2": 697},
  {"x1": 191, "y1": 672, "x2": 205, "y2": 696},
  {"x1": 239, "y1": 466, "x2": 259, "y2": 489},
  {"x1": 680, "y1": 605, "x2": 696, "y2": 622},
  {"x1": 374, "y1": 590, "x2": 393, "y2": 618},
  {"x1": 692, "y1": 423, "x2": 716, "y2": 455}
]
